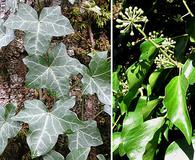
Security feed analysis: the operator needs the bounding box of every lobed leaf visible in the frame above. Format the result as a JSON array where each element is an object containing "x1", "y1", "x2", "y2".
[
  {"x1": 0, "y1": 103, "x2": 21, "y2": 154},
  {"x1": 4, "y1": 3, "x2": 74, "y2": 55},
  {"x1": 66, "y1": 147, "x2": 90, "y2": 160},
  {"x1": 0, "y1": 19, "x2": 15, "y2": 48},
  {"x1": 82, "y1": 51, "x2": 111, "y2": 106},
  {"x1": 12, "y1": 98, "x2": 83, "y2": 158},
  {"x1": 23, "y1": 43, "x2": 84, "y2": 98},
  {"x1": 68, "y1": 120, "x2": 103, "y2": 151}
]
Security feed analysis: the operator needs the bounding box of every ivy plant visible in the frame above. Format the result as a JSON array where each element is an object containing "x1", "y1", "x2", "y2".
[
  {"x1": 0, "y1": 103, "x2": 21, "y2": 155},
  {"x1": 0, "y1": 1, "x2": 110, "y2": 159},
  {"x1": 113, "y1": 0, "x2": 195, "y2": 159}
]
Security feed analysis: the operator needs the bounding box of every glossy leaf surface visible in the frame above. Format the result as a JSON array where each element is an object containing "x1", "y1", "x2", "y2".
[
  {"x1": 183, "y1": 59, "x2": 195, "y2": 85},
  {"x1": 164, "y1": 75, "x2": 192, "y2": 144},
  {"x1": 186, "y1": 17, "x2": 195, "y2": 43},
  {"x1": 165, "y1": 137, "x2": 195, "y2": 160},
  {"x1": 123, "y1": 117, "x2": 165, "y2": 160}
]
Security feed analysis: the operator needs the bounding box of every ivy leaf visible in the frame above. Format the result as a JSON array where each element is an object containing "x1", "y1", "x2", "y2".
[
  {"x1": 82, "y1": 51, "x2": 111, "y2": 105},
  {"x1": 24, "y1": 32, "x2": 52, "y2": 56},
  {"x1": 122, "y1": 60, "x2": 151, "y2": 110},
  {"x1": 139, "y1": 38, "x2": 163, "y2": 61},
  {"x1": 12, "y1": 98, "x2": 83, "y2": 158},
  {"x1": 165, "y1": 137, "x2": 195, "y2": 160},
  {"x1": 113, "y1": 132, "x2": 122, "y2": 152},
  {"x1": 143, "y1": 131, "x2": 160, "y2": 160},
  {"x1": 66, "y1": 147, "x2": 90, "y2": 160},
  {"x1": 23, "y1": 43, "x2": 83, "y2": 98},
  {"x1": 164, "y1": 75, "x2": 192, "y2": 144},
  {"x1": 174, "y1": 34, "x2": 188, "y2": 63},
  {"x1": 43, "y1": 150, "x2": 64, "y2": 160},
  {"x1": 5, "y1": 0, "x2": 18, "y2": 12},
  {"x1": 68, "y1": 120, "x2": 103, "y2": 151},
  {"x1": 118, "y1": 111, "x2": 143, "y2": 156},
  {"x1": 186, "y1": 17, "x2": 195, "y2": 43},
  {"x1": 68, "y1": 0, "x2": 75, "y2": 4},
  {"x1": 0, "y1": 103, "x2": 21, "y2": 154},
  {"x1": 0, "y1": 19, "x2": 15, "y2": 48},
  {"x1": 135, "y1": 96, "x2": 161, "y2": 120},
  {"x1": 4, "y1": 3, "x2": 74, "y2": 36},
  {"x1": 97, "y1": 154, "x2": 106, "y2": 160},
  {"x1": 122, "y1": 117, "x2": 165, "y2": 160},
  {"x1": 4, "y1": 3, "x2": 74, "y2": 55},
  {"x1": 182, "y1": 59, "x2": 195, "y2": 85}
]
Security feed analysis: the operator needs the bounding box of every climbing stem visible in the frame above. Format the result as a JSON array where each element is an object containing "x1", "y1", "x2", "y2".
[
  {"x1": 112, "y1": 115, "x2": 121, "y2": 130},
  {"x1": 182, "y1": 0, "x2": 194, "y2": 17}
]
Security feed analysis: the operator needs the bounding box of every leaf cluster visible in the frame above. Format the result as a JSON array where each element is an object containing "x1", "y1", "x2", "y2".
[
  {"x1": 113, "y1": 1, "x2": 195, "y2": 159},
  {"x1": 0, "y1": 1, "x2": 110, "y2": 160}
]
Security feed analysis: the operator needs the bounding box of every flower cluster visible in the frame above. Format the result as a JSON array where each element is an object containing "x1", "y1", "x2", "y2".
[
  {"x1": 116, "y1": 6, "x2": 148, "y2": 36},
  {"x1": 154, "y1": 53, "x2": 175, "y2": 69},
  {"x1": 161, "y1": 38, "x2": 176, "y2": 52},
  {"x1": 154, "y1": 38, "x2": 176, "y2": 69},
  {"x1": 148, "y1": 31, "x2": 164, "y2": 39}
]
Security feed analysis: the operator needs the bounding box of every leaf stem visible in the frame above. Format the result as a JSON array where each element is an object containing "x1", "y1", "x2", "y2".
[
  {"x1": 112, "y1": 115, "x2": 121, "y2": 130},
  {"x1": 182, "y1": 0, "x2": 194, "y2": 17}
]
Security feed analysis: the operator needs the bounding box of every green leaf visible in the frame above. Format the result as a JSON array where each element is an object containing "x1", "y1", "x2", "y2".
[
  {"x1": 97, "y1": 154, "x2": 106, "y2": 160},
  {"x1": 4, "y1": 3, "x2": 74, "y2": 55},
  {"x1": 112, "y1": 71, "x2": 120, "y2": 93},
  {"x1": 82, "y1": 51, "x2": 111, "y2": 105},
  {"x1": 0, "y1": 19, "x2": 15, "y2": 48},
  {"x1": 174, "y1": 35, "x2": 189, "y2": 63},
  {"x1": 136, "y1": 96, "x2": 161, "y2": 119},
  {"x1": 23, "y1": 43, "x2": 83, "y2": 98},
  {"x1": 68, "y1": 120, "x2": 103, "y2": 151},
  {"x1": 165, "y1": 137, "x2": 195, "y2": 160},
  {"x1": 139, "y1": 38, "x2": 163, "y2": 61},
  {"x1": 123, "y1": 60, "x2": 151, "y2": 108},
  {"x1": 0, "y1": 103, "x2": 21, "y2": 154},
  {"x1": 43, "y1": 150, "x2": 64, "y2": 160},
  {"x1": 186, "y1": 17, "x2": 195, "y2": 43},
  {"x1": 182, "y1": 59, "x2": 195, "y2": 85},
  {"x1": 143, "y1": 131, "x2": 160, "y2": 160},
  {"x1": 66, "y1": 147, "x2": 90, "y2": 160},
  {"x1": 12, "y1": 98, "x2": 83, "y2": 158},
  {"x1": 118, "y1": 111, "x2": 143, "y2": 156},
  {"x1": 164, "y1": 75, "x2": 192, "y2": 144},
  {"x1": 113, "y1": 132, "x2": 121, "y2": 152},
  {"x1": 149, "y1": 70, "x2": 163, "y2": 90},
  {"x1": 122, "y1": 117, "x2": 165, "y2": 160}
]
